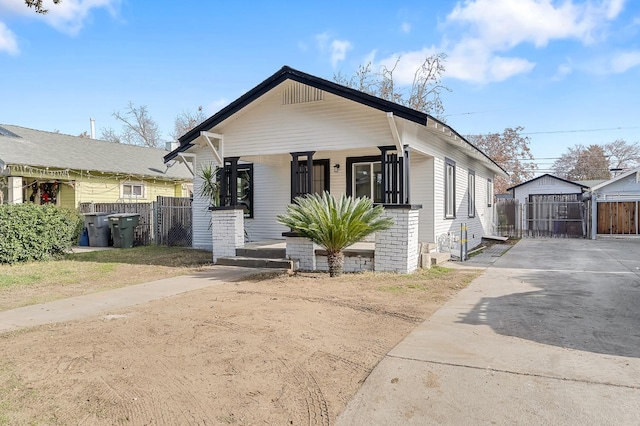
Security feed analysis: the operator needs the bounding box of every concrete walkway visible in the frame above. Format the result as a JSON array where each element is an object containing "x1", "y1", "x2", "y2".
[
  {"x1": 337, "y1": 238, "x2": 640, "y2": 425},
  {"x1": 0, "y1": 266, "x2": 261, "y2": 333}
]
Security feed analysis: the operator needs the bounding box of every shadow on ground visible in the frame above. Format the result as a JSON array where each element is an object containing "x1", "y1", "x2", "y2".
[{"x1": 458, "y1": 267, "x2": 640, "y2": 358}]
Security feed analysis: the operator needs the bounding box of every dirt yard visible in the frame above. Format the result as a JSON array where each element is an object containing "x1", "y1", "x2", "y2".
[{"x1": 0, "y1": 267, "x2": 480, "y2": 425}]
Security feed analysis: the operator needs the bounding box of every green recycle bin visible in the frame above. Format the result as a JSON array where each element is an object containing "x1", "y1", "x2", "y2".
[
  {"x1": 83, "y1": 212, "x2": 111, "y2": 247},
  {"x1": 108, "y1": 213, "x2": 140, "y2": 248}
]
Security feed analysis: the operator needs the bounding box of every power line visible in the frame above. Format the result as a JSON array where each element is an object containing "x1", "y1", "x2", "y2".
[{"x1": 521, "y1": 126, "x2": 640, "y2": 135}]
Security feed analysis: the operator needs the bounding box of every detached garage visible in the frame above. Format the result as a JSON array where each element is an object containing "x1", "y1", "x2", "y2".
[{"x1": 590, "y1": 166, "x2": 640, "y2": 238}]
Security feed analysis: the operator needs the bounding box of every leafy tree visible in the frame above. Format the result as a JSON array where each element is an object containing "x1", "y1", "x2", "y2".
[
  {"x1": 171, "y1": 106, "x2": 206, "y2": 141},
  {"x1": 334, "y1": 53, "x2": 450, "y2": 119},
  {"x1": 467, "y1": 127, "x2": 537, "y2": 193},
  {"x1": 101, "y1": 102, "x2": 162, "y2": 148},
  {"x1": 277, "y1": 192, "x2": 393, "y2": 277},
  {"x1": 25, "y1": 0, "x2": 60, "y2": 14}
]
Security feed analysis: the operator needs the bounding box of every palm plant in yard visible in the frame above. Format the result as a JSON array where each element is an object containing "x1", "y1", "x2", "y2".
[{"x1": 277, "y1": 192, "x2": 394, "y2": 277}]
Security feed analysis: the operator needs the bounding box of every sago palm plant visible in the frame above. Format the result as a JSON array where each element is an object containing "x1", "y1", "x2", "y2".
[{"x1": 277, "y1": 192, "x2": 394, "y2": 277}]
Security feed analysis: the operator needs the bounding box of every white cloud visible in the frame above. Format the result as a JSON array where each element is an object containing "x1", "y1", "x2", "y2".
[
  {"x1": 610, "y1": 50, "x2": 640, "y2": 73},
  {"x1": 314, "y1": 32, "x2": 352, "y2": 67},
  {"x1": 41, "y1": 0, "x2": 121, "y2": 35},
  {"x1": 0, "y1": 0, "x2": 119, "y2": 54},
  {"x1": 401, "y1": 22, "x2": 411, "y2": 34},
  {"x1": 330, "y1": 39, "x2": 352, "y2": 67},
  {"x1": 378, "y1": 0, "x2": 627, "y2": 84},
  {"x1": 0, "y1": 22, "x2": 18, "y2": 55},
  {"x1": 554, "y1": 63, "x2": 573, "y2": 79},
  {"x1": 446, "y1": 0, "x2": 623, "y2": 49}
]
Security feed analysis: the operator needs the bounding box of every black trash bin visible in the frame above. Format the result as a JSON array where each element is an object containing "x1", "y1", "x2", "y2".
[
  {"x1": 108, "y1": 213, "x2": 140, "y2": 248},
  {"x1": 84, "y1": 212, "x2": 111, "y2": 247}
]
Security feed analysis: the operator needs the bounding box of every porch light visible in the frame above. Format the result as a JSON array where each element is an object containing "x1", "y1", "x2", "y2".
[{"x1": 333, "y1": 163, "x2": 340, "y2": 173}]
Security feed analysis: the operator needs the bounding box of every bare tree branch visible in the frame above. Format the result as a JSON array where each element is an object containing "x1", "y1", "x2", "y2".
[
  {"x1": 171, "y1": 106, "x2": 206, "y2": 141},
  {"x1": 333, "y1": 53, "x2": 450, "y2": 120},
  {"x1": 108, "y1": 102, "x2": 162, "y2": 148}
]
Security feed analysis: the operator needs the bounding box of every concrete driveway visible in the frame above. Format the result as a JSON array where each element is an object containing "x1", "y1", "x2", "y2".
[{"x1": 337, "y1": 238, "x2": 640, "y2": 425}]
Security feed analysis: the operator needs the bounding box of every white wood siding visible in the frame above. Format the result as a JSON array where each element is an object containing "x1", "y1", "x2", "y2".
[
  {"x1": 215, "y1": 83, "x2": 393, "y2": 157},
  {"x1": 192, "y1": 148, "x2": 215, "y2": 250},
  {"x1": 594, "y1": 172, "x2": 640, "y2": 200},
  {"x1": 404, "y1": 124, "x2": 498, "y2": 249},
  {"x1": 409, "y1": 153, "x2": 435, "y2": 243}
]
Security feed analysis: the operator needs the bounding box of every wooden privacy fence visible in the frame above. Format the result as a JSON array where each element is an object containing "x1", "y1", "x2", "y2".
[
  {"x1": 597, "y1": 201, "x2": 639, "y2": 235},
  {"x1": 80, "y1": 197, "x2": 193, "y2": 247}
]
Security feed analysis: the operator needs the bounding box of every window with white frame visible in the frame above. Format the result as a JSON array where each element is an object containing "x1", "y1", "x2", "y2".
[
  {"x1": 468, "y1": 170, "x2": 475, "y2": 218},
  {"x1": 487, "y1": 178, "x2": 493, "y2": 207},
  {"x1": 444, "y1": 158, "x2": 456, "y2": 219},
  {"x1": 121, "y1": 181, "x2": 145, "y2": 199}
]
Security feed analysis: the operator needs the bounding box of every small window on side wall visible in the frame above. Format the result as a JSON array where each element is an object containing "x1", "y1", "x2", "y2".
[
  {"x1": 487, "y1": 178, "x2": 493, "y2": 207},
  {"x1": 121, "y1": 182, "x2": 145, "y2": 199},
  {"x1": 468, "y1": 170, "x2": 475, "y2": 218},
  {"x1": 444, "y1": 158, "x2": 456, "y2": 219}
]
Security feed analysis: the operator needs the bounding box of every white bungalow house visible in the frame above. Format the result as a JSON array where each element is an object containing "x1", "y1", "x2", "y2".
[
  {"x1": 589, "y1": 166, "x2": 640, "y2": 238},
  {"x1": 165, "y1": 66, "x2": 507, "y2": 272}
]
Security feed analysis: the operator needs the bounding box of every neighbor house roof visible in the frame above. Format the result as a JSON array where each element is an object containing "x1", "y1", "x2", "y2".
[
  {"x1": 164, "y1": 65, "x2": 507, "y2": 175},
  {"x1": 0, "y1": 125, "x2": 191, "y2": 180},
  {"x1": 506, "y1": 173, "x2": 590, "y2": 192},
  {"x1": 590, "y1": 165, "x2": 640, "y2": 191}
]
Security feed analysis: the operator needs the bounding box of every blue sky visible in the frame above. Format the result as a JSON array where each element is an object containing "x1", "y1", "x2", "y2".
[{"x1": 1, "y1": 0, "x2": 639, "y2": 173}]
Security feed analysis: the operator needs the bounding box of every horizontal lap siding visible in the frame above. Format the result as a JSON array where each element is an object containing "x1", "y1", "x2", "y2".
[
  {"x1": 220, "y1": 87, "x2": 392, "y2": 157},
  {"x1": 406, "y1": 125, "x2": 496, "y2": 248},
  {"x1": 192, "y1": 148, "x2": 215, "y2": 249},
  {"x1": 409, "y1": 154, "x2": 434, "y2": 243}
]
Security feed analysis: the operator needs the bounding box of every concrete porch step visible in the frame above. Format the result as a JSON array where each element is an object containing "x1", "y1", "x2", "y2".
[
  {"x1": 216, "y1": 256, "x2": 293, "y2": 270},
  {"x1": 431, "y1": 252, "x2": 451, "y2": 266},
  {"x1": 235, "y1": 247, "x2": 287, "y2": 259}
]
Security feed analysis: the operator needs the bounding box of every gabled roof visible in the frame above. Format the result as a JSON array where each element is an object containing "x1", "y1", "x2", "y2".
[
  {"x1": 0, "y1": 125, "x2": 191, "y2": 180},
  {"x1": 506, "y1": 173, "x2": 589, "y2": 192},
  {"x1": 164, "y1": 65, "x2": 506, "y2": 174},
  {"x1": 590, "y1": 165, "x2": 640, "y2": 191}
]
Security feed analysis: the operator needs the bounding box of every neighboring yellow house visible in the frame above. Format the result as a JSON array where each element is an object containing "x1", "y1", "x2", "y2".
[{"x1": 0, "y1": 125, "x2": 192, "y2": 208}]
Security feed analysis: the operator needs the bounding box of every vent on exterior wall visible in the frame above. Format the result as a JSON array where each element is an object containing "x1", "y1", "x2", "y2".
[{"x1": 282, "y1": 84, "x2": 323, "y2": 105}]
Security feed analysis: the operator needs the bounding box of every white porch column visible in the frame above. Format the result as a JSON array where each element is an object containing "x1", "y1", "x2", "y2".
[
  {"x1": 210, "y1": 206, "x2": 244, "y2": 263},
  {"x1": 375, "y1": 204, "x2": 422, "y2": 273},
  {"x1": 284, "y1": 232, "x2": 316, "y2": 271},
  {"x1": 8, "y1": 177, "x2": 23, "y2": 204}
]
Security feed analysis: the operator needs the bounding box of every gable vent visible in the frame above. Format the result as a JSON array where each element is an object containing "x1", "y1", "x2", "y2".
[{"x1": 282, "y1": 84, "x2": 323, "y2": 105}]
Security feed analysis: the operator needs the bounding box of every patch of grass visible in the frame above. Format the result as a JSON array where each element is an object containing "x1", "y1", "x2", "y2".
[
  {"x1": 376, "y1": 266, "x2": 471, "y2": 293},
  {"x1": 0, "y1": 247, "x2": 214, "y2": 311},
  {"x1": 65, "y1": 246, "x2": 212, "y2": 267}
]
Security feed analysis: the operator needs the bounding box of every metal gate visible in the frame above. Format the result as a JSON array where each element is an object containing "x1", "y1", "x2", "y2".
[
  {"x1": 524, "y1": 194, "x2": 586, "y2": 238},
  {"x1": 155, "y1": 196, "x2": 192, "y2": 246},
  {"x1": 495, "y1": 196, "x2": 590, "y2": 238}
]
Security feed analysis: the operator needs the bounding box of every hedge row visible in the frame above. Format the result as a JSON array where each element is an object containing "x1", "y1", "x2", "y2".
[{"x1": 0, "y1": 204, "x2": 83, "y2": 264}]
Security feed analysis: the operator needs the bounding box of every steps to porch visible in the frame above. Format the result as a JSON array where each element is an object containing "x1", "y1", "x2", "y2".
[
  {"x1": 215, "y1": 246, "x2": 293, "y2": 270},
  {"x1": 216, "y1": 240, "x2": 451, "y2": 271}
]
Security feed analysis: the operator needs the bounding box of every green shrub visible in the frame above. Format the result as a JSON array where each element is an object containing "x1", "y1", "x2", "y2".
[{"x1": 0, "y1": 204, "x2": 83, "y2": 264}]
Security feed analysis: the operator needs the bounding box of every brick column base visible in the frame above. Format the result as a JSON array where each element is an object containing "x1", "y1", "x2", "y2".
[
  {"x1": 375, "y1": 205, "x2": 422, "y2": 273},
  {"x1": 210, "y1": 207, "x2": 245, "y2": 263}
]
